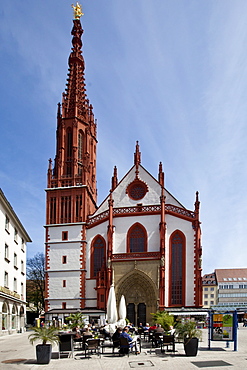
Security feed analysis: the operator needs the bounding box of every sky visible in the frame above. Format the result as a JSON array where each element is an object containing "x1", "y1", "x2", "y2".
[{"x1": 1, "y1": 0, "x2": 247, "y2": 274}]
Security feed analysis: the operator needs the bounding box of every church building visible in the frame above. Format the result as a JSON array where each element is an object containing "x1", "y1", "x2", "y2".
[{"x1": 45, "y1": 8, "x2": 202, "y2": 326}]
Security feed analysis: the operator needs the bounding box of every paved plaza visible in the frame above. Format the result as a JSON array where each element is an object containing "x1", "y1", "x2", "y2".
[{"x1": 0, "y1": 327, "x2": 247, "y2": 369}]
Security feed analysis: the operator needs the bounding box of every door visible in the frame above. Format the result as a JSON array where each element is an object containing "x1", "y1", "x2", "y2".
[{"x1": 137, "y1": 303, "x2": 146, "y2": 326}]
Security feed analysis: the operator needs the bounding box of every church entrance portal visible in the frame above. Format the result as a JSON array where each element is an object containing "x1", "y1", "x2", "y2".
[
  {"x1": 127, "y1": 302, "x2": 146, "y2": 326},
  {"x1": 116, "y1": 270, "x2": 157, "y2": 326}
]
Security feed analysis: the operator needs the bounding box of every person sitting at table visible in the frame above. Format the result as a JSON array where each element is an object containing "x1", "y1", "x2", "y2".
[
  {"x1": 119, "y1": 326, "x2": 133, "y2": 353},
  {"x1": 112, "y1": 327, "x2": 122, "y2": 348},
  {"x1": 168, "y1": 325, "x2": 175, "y2": 335},
  {"x1": 102, "y1": 324, "x2": 111, "y2": 339},
  {"x1": 154, "y1": 324, "x2": 164, "y2": 334},
  {"x1": 72, "y1": 326, "x2": 81, "y2": 339},
  {"x1": 83, "y1": 327, "x2": 93, "y2": 337},
  {"x1": 149, "y1": 323, "x2": 158, "y2": 331},
  {"x1": 143, "y1": 323, "x2": 150, "y2": 330},
  {"x1": 138, "y1": 323, "x2": 143, "y2": 329}
]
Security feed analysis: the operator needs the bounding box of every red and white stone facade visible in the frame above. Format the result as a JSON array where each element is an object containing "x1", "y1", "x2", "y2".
[{"x1": 45, "y1": 16, "x2": 202, "y2": 325}]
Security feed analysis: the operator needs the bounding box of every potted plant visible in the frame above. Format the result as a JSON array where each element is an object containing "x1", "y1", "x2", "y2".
[
  {"x1": 65, "y1": 312, "x2": 85, "y2": 329},
  {"x1": 28, "y1": 326, "x2": 60, "y2": 364},
  {"x1": 151, "y1": 311, "x2": 174, "y2": 332},
  {"x1": 175, "y1": 319, "x2": 202, "y2": 356}
]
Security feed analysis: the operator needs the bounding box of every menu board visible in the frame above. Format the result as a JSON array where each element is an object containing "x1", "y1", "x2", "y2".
[{"x1": 212, "y1": 313, "x2": 233, "y2": 341}]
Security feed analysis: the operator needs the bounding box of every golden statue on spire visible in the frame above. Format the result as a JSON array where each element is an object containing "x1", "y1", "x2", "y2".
[{"x1": 72, "y1": 2, "x2": 84, "y2": 19}]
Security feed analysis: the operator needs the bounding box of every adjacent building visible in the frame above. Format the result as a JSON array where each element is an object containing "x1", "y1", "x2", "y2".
[
  {"x1": 0, "y1": 189, "x2": 31, "y2": 335},
  {"x1": 45, "y1": 10, "x2": 202, "y2": 326},
  {"x1": 215, "y1": 268, "x2": 247, "y2": 310},
  {"x1": 202, "y1": 272, "x2": 217, "y2": 308}
]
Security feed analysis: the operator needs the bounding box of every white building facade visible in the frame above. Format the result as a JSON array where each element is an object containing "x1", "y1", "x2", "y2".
[{"x1": 0, "y1": 189, "x2": 31, "y2": 335}]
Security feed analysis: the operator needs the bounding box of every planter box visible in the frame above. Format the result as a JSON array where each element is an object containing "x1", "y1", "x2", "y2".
[
  {"x1": 184, "y1": 337, "x2": 199, "y2": 357},
  {"x1": 36, "y1": 344, "x2": 52, "y2": 364}
]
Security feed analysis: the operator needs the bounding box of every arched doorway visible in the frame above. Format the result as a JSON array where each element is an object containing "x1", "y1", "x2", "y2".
[{"x1": 116, "y1": 270, "x2": 158, "y2": 326}]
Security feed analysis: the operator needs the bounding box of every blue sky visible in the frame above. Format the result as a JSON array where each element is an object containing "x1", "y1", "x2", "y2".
[{"x1": 1, "y1": 1, "x2": 247, "y2": 274}]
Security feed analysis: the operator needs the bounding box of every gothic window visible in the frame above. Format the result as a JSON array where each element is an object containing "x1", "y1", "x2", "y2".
[
  {"x1": 50, "y1": 197, "x2": 56, "y2": 224},
  {"x1": 127, "y1": 223, "x2": 147, "y2": 253},
  {"x1": 91, "y1": 236, "x2": 105, "y2": 278},
  {"x1": 76, "y1": 195, "x2": 82, "y2": 221},
  {"x1": 126, "y1": 180, "x2": 148, "y2": 201},
  {"x1": 169, "y1": 231, "x2": 185, "y2": 306},
  {"x1": 66, "y1": 129, "x2": 72, "y2": 159},
  {"x1": 78, "y1": 131, "x2": 83, "y2": 161},
  {"x1": 61, "y1": 196, "x2": 71, "y2": 223}
]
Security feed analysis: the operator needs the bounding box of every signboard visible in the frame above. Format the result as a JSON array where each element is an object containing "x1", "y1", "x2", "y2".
[{"x1": 212, "y1": 313, "x2": 233, "y2": 341}]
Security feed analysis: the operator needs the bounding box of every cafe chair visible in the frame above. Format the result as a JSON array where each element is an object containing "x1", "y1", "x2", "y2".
[{"x1": 84, "y1": 338, "x2": 101, "y2": 358}]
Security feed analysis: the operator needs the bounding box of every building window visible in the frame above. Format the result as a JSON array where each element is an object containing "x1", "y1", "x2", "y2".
[
  {"x1": 169, "y1": 230, "x2": 185, "y2": 306},
  {"x1": 204, "y1": 294, "x2": 208, "y2": 298},
  {"x1": 50, "y1": 197, "x2": 57, "y2": 224},
  {"x1": 14, "y1": 253, "x2": 18, "y2": 269},
  {"x1": 127, "y1": 223, "x2": 147, "y2": 253},
  {"x1": 78, "y1": 130, "x2": 83, "y2": 161},
  {"x1": 210, "y1": 301, "x2": 214, "y2": 305},
  {"x1": 21, "y1": 282, "x2": 24, "y2": 297},
  {"x1": 62, "y1": 231, "x2": 68, "y2": 241},
  {"x1": 62, "y1": 256, "x2": 67, "y2": 264},
  {"x1": 13, "y1": 277, "x2": 17, "y2": 292},
  {"x1": 204, "y1": 301, "x2": 208, "y2": 305},
  {"x1": 204, "y1": 287, "x2": 208, "y2": 291},
  {"x1": 14, "y1": 228, "x2": 18, "y2": 243},
  {"x1": 61, "y1": 196, "x2": 71, "y2": 223},
  {"x1": 4, "y1": 244, "x2": 9, "y2": 261},
  {"x1": 91, "y1": 236, "x2": 105, "y2": 278},
  {"x1": 21, "y1": 260, "x2": 24, "y2": 275},
  {"x1": 63, "y1": 280, "x2": 66, "y2": 287},
  {"x1": 210, "y1": 287, "x2": 214, "y2": 291},
  {"x1": 21, "y1": 238, "x2": 25, "y2": 252},
  {"x1": 5, "y1": 215, "x2": 9, "y2": 232},
  {"x1": 62, "y1": 302, "x2": 66, "y2": 309},
  {"x1": 4, "y1": 271, "x2": 8, "y2": 288},
  {"x1": 211, "y1": 294, "x2": 214, "y2": 298}
]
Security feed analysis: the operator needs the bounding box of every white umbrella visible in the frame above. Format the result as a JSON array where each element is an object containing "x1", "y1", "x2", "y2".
[
  {"x1": 107, "y1": 285, "x2": 118, "y2": 333},
  {"x1": 118, "y1": 295, "x2": 127, "y2": 327}
]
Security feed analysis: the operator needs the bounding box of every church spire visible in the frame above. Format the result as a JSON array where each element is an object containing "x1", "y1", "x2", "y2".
[{"x1": 62, "y1": 9, "x2": 91, "y2": 121}]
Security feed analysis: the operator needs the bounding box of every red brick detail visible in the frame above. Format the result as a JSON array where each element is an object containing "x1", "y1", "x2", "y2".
[
  {"x1": 112, "y1": 252, "x2": 160, "y2": 261},
  {"x1": 87, "y1": 204, "x2": 195, "y2": 228}
]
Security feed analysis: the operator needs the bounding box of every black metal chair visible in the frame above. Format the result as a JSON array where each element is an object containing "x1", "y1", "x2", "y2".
[
  {"x1": 84, "y1": 338, "x2": 101, "y2": 358},
  {"x1": 161, "y1": 334, "x2": 175, "y2": 353},
  {"x1": 82, "y1": 334, "x2": 93, "y2": 350},
  {"x1": 152, "y1": 332, "x2": 163, "y2": 348},
  {"x1": 119, "y1": 337, "x2": 138, "y2": 356},
  {"x1": 58, "y1": 334, "x2": 74, "y2": 358}
]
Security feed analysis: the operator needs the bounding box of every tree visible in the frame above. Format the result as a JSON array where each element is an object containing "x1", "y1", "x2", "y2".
[{"x1": 26, "y1": 252, "x2": 45, "y2": 315}]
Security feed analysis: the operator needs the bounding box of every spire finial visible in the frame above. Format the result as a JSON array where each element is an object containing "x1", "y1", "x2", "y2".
[
  {"x1": 134, "y1": 141, "x2": 141, "y2": 166},
  {"x1": 72, "y1": 2, "x2": 84, "y2": 19}
]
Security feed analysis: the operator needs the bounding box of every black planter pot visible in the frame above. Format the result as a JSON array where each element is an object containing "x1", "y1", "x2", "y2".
[
  {"x1": 36, "y1": 344, "x2": 52, "y2": 364},
  {"x1": 184, "y1": 337, "x2": 199, "y2": 356}
]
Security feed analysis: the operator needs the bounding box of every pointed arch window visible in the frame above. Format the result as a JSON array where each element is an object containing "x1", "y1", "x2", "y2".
[
  {"x1": 78, "y1": 131, "x2": 83, "y2": 161},
  {"x1": 127, "y1": 223, "x2": 147, "y2": 253},
  {"x1": 91, "y1": 236, "x2": 106, "y2": 278},
  {"x1": 169, "y1": 231, "x2": 186, "y2": 306},
  {"x1": 66, "y1": 129, "x2": 72, "y2": 159}
]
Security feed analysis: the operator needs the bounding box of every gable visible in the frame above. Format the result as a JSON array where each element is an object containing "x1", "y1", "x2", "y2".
[{"x1": 91, "y1": 164, "x2": 185, "y2": 217}]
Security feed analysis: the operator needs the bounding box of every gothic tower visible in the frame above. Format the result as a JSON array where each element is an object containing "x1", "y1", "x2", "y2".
[{"x1": 45, "y1": 10, "x2": 97, "y2": 312}]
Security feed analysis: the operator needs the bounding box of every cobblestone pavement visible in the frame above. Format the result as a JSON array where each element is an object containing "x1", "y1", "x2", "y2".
[{"x1": 0, "y1": 327, "x2": 247, "y2": 369}]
